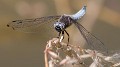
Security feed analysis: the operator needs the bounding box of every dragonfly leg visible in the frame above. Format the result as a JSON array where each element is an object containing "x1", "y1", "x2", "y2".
[
  {"x1": 64, "y1": 30, "x2": 69, "y2": 46},
  {"x1": 60, "y1": 31, "x2": 64, "y2": 42},
  {"x1": 62, "y1": 31, "x2": 64, "y2": 39},
  {"x1": 57, "y1": 32, "x2": 61, "y2": 38}
]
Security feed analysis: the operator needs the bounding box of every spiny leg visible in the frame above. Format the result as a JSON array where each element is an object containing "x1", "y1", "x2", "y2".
[
  {"x1": 62, "y1": 31, "x2": 65, "y2": 39},
  {"x1": 64, "y1": 30, "x2": 70, "y2": 46}
]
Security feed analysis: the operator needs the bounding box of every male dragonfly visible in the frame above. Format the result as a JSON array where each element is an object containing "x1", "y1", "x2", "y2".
[{"x1": 7, "y1": 6, "x2": 108, "y2": 53}]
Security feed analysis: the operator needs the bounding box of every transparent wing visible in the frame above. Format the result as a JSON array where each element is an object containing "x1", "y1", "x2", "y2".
[
  {"x1": 7, "y1": 15, "x2": 61, "y2": 32},
  {"x1": 73, "y1": 21, "x2": 108, "y2": 53}
]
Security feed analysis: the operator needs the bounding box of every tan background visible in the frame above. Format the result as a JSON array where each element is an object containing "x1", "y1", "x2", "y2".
[{"x1": 0, "y1": 0, "x2": 120, "y2": 67}]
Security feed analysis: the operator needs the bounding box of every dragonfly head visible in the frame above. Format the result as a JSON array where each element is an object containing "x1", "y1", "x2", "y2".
[{"x1": 54, "y1": 22, "x2": 65, "y2": 32}]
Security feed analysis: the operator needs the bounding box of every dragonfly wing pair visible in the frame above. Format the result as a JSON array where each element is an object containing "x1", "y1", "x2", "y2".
[
  {"x1": 7, "y1": 15, "x2": 61, "y2": 33},
  {"x1": 73, "y1": 21, "x2": 108, "y2": 53}
]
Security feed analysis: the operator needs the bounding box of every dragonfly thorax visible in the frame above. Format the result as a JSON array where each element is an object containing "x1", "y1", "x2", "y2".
[{"x1": 54, "y1": 22, "x2": 65, "y2": 32}]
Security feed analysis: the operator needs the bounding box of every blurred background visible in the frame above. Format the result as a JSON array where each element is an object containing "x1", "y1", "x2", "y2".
[{"x1": 0, "y1": 0, "x2": 120, "y2": 67}]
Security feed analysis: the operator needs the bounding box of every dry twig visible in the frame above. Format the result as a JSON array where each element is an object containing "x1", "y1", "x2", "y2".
[{"x1": 44, "y1": 38, "x2": 120, "y2": 67}]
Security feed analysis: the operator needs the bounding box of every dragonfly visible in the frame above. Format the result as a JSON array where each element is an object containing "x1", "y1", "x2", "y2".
[{"x1": 7, "y1": 6, "x2": 108, "y2": 53}]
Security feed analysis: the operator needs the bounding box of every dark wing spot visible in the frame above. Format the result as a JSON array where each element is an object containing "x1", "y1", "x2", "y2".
[
  {"x1": 19, "y1": 21, "x2": 22, "y2": 23},
  {"x1": 12, "y1": 21, "x2": 16, "y2": 22},
  {"x1": 16, "y1": 21, "x2": 22, "y2": 24},
  {"x1": 7, "y1": 24, "x2": 9, "y2": 27}
]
